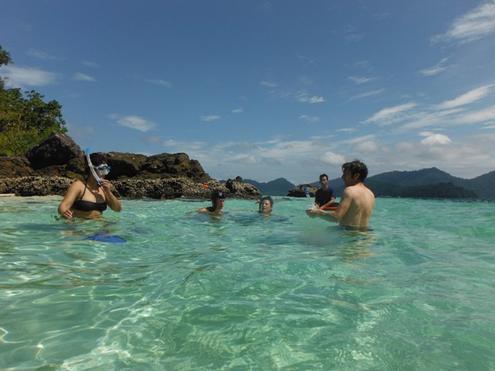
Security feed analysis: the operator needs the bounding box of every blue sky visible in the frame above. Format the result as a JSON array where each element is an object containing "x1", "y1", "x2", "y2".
[{"x1": 2, "y1": 0, "x2": 495, "y2": 183}]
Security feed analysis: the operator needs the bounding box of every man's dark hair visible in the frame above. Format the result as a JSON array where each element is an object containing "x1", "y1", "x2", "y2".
[
  {"x1": 342, "y1": 160, "x2": 368, "y2": 181},
  {"x1": 319, "y1": 173, "x2": 328, "y2": 182},
  {"x1": 211, "y1": 190, "x2": 226, "y2": 201},
  {"x1": 90, "y1": 153, "x2": 106, "y2": 166},
  {"x1": 260, "y1": 196, "x2": 273, "y2": 207}
]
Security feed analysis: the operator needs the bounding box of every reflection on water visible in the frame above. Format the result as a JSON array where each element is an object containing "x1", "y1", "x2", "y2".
[{"x1": 0, "y1": 197, "x2": 494, "y2": 369}]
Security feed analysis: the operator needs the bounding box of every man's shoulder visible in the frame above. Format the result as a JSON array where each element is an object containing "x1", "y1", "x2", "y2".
[{"x1": 345, "y1": 183, "x2": 374, "y2": 196}]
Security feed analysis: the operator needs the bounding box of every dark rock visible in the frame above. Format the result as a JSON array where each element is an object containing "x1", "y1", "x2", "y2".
[
  {"x1": 225, "y1": 178, "x2": 260, "y2": 198},
  {"x1": 0, "y1": 176, "x2": 260, "y2": 199},
  {"x1": 0, "y1": 156, "x2": 34, "y2": 177},
  {"x1": 141, "y1": 153, "x2": 210, "y2": 181},
  {"x1": 26, "y1": 133, "x2": 84, "y2": 169},
  {"x1": 98, "y1": 152, "x2": 148, "y2": 179},
  {"x1": 0, "y1": 176, "x2": 71, "y2": 196},
  {"x1": 287, "y1": 184, "x2": 317, "y2": 197}
]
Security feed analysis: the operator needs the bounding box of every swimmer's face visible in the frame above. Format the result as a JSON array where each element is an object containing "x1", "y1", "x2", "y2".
[
  {"x1": 213, "y1": 198, "x2": 225, "y2": 209},
  {"x1": 320, "y1": 176, "x2": 329, "y2": 188},
  {"x1": 261, "y1": 199, "x2": 272, "y2": 213},
  {"x1": 342, "y1": 170, "x2": 358, "y2": 186}
]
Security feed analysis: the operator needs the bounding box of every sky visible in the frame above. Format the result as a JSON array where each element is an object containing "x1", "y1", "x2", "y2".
[{"x1": 1, "y1": 0, "x2": 495, "y2": 184}]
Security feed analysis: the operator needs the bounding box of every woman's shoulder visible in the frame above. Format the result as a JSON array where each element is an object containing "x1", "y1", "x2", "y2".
[{"x1": 69, "y1": 179, "x2": 85, "y2": 190}]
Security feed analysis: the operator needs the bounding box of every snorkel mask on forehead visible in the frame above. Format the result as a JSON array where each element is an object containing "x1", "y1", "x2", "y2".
[{"x1": 85, "y1": 149, "x2": 110, "y2": 185}]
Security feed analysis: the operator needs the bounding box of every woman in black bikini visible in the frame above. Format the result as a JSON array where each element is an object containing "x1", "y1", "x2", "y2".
[{"x1": 58, "y1": 153, "x2": 122, "y2": 219}]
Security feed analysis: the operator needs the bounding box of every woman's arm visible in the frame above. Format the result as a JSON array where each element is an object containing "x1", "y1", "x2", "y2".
[
  {"x1": 58, "y1": 181, "x2": 82, "y2": 218},
  {"x1": 100, "y1": 180, "x2": 122, "y2": 212}
]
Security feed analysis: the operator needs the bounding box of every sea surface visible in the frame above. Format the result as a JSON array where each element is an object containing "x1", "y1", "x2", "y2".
[{"x1": 0, "y1": 196, "x2": 494, "y2": 370}]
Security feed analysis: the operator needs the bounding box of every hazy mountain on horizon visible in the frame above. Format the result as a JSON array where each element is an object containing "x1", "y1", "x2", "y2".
[
  {"x1": 246, "y1": 167, "x2": 495, "y2": 200},
  {"x1": 244, "y1": 177, "x2": 295, "y2": 196},
  {"x1": 327, "y1": 167, "x2": 495, "y2": 200}
]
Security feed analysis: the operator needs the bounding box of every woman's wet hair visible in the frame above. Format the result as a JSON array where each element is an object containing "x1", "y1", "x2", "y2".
[
  {"x1": 261, "y1": 196, "x2": 273, "y2": 207},
  {"x1": 89, "y1": 153, "x2": 106, "y2": 166},
  {"x1": 342, "y1": 160, "x2": 368, "y2": 181}
]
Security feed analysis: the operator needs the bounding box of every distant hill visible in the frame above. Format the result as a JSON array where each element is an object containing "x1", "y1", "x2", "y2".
[
  {"x1": 324, "y1": 167, "x2": 495, "y2": 200},
  {"x1": 244, "y1": 177, "x2": 295, "y2": 196}
]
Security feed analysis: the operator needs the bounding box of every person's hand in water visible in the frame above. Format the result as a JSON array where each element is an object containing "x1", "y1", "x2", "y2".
[{"x1": 61, "y1": 209, "x2": 73, "y2": 219}]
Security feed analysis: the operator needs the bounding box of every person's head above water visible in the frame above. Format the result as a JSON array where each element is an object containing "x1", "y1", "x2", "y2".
[
  {"x1": 259, "y1": 196, "x2": 273, "y2": 214},
  {"x1": 319, "y1": 173, "x2": 329, "y2": 189},
  {"x1": 342, "y1": 160, "x2": 368, "y2": 185},
  {"x1": 86, "y1": 153, "x2": 111, "y2": 183},
  {"x1": 211, "y1": 190, "x2": 226, "y2": 210}
]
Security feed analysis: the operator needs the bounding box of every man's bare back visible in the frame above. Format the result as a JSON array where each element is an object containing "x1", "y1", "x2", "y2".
[
  {"x1": 336, "y1": 183, "x2": 375, "y2": 229},
  {"x1": 307, "y1": 160, "x2": 375, "y2": 229}
]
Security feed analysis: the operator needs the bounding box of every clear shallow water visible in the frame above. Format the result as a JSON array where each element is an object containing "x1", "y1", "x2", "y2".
[{"x1": 1, "y1": 196, "x2": 494, "y2": 370}]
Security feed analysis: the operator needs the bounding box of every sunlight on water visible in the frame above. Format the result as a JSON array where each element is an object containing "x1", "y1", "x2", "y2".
[{"x1": 0, "y1": 196, "x2": 494, "y2": 369}]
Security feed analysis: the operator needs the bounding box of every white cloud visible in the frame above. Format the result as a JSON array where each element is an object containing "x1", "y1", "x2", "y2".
[
  {"x1": 433, "y1": 2, "x2": 495, "y2": 43},
  {"x1": 299, "y1": 114, "x2": 320, "y2": 123},
  {"x1": 73, "y1": 72, "x2": 95, "y2": 82},
  {"x1": 321, "y1": 151, "x2": 345, "y2": 165},
  {"x1": 0, "y1": 65, "x2": 58, "y2": 88},
  {"x1": 26, "y1": 49, "x2": 58, "y2": 60},
  {"x1": 437, "y1": 84, "x2": 493, "y2": 109},
  {"x1": 260, "y1": 80, "x2": 278, "y2": 88},
  {"x1": 420, "y1": 57, "x2": 450, "y2": 76},
  {"x1": 349, "y1": 89, "x2": 384, "y2": 101},
  {"x1": 365, "y1": 102, "x2": 417, "y2": 124},
  {"x1": 200, "y1": 115, "x2": 221, "y2": 123},
  {"x1": 145, "y1": 79, "x2": 172, "y2": 88},
  {"x1": 455, "y1": 104, "x2": 495, "y2": 125},
  {"x1": 400, "y1": 108, "x2": 464, "y2": 130},
  {"x1": 82, "y1": 61, "x2": 100, "y2": 68},
  {"x1": 336, "y1": 128, "x2": 357, "y2": 133},
  {"x1": 296, "y1": 91, "x2": 326, "y2": 104},
  {"x1": 144, "y1": 131, "x2": 495, "y2": 183},
  {"x1": 115, "y1": 115, "x2": 156, "y2": 132},
  {"x1": 420, "y1": 133, "x2": 452, "y2": 145},
  {"x1": 232, "y1": 107, "x2": 243, "y2": 113},
  {"x1": 348, "y1": 76, "x2": 374, "y2": 85}
]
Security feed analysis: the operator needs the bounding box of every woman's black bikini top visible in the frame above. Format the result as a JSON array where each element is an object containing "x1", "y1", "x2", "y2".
[{"x1": 72, "y1": 182, "x2": 107, "y2": 212}]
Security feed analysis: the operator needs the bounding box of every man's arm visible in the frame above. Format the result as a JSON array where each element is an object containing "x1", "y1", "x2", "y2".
[
  {"x1": 332, "y1": 188, "x2": 352, "y2": 222},
  {"x1": 312, "y1": 188, "x2": 352, "y2": 223}
]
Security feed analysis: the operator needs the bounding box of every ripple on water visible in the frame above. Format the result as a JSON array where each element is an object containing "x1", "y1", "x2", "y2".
[{"x1": 0, "y1": 197, "x2": 495, "y2": 369}]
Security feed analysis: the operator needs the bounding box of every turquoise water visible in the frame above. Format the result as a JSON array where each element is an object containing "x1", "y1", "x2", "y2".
[{"x1": 1, "y1": 196, "x2": 494, "y2": 370}]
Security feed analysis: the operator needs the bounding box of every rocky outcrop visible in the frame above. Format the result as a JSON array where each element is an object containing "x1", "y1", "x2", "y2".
[
  {"x1": 0, "y1": 156, "x2": 34, "y2": 177},
  {"x1": 26, "y1": 133, "x2": 85, "y2": 170},
  {"x1": 0, "y1": 176, "x2": 71, "y2": 196},
  {"x1": 287, "y1": 184, "x2": 317, "y2": 197},
  {"x1": 0, "y1": 176, "x2": 259, "y2": 199},
  {"x1": 225, "y1": 178, "x2": 259, "y2": 198},
  {"x1": 0, "y1": 134, "x2": 259, "y2": 198}
]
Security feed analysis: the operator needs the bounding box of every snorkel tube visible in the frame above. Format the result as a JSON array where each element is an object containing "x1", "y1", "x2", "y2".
[{"x1": 85, "y1": 148, "x2": 102, "y2": 186}]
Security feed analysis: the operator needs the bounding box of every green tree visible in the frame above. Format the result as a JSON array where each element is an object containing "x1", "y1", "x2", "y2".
[{"x1": 0, "y1": 45, "x2": 66, "y2": 156}]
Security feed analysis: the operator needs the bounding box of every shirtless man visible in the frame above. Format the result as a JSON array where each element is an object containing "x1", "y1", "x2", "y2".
[{"x1": 312, "y1": 160, "x2": 375, "y2": 229}]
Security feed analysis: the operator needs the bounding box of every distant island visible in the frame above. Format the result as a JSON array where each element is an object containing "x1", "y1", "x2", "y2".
[{"x1": 248, "y1": 168, "x2": 495, "y2": 200}]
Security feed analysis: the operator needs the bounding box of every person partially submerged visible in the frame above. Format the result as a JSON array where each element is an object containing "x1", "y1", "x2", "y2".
[
  {"x1": 198, "y1": 190, "x2": 226, "y2": 215},
  {"x1": 310, "y1": 160, "x2": 375, "y2": 229},
  {"x1": 258, "y1": 196, "x2": 273, "y2": 215},
  {"x1": 58, "y1": 153, "x2": 122, "y2": 219}
]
